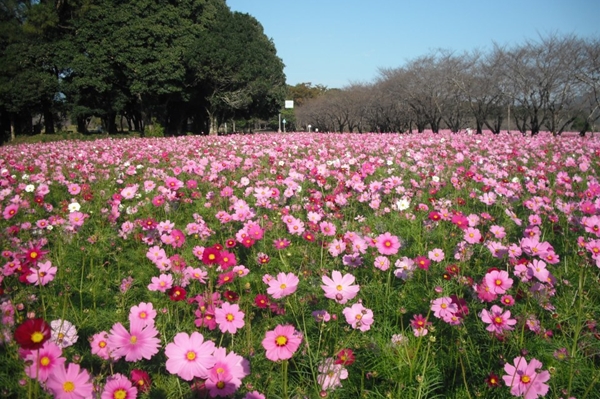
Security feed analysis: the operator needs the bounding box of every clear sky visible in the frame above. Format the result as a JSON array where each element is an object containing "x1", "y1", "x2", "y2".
[{"x1": 226, "y1": 0, "x2": 600, "y2": 89}]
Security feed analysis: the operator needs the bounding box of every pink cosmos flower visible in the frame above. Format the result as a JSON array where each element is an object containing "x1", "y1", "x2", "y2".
[
  {"x1": 165, "y1": 331, "x2": 216, "y2": 380},
  {"x1": 266, "y1": 272, "x2": 299, "y2": 299},
  {"x1": 527, "y1": 259, "x2": 549, "y2": 283},
  {"x1": 342, "y1": 303, "x2": 374, "y2": 331},
  {"x1": 480, "y1": 305, "x2": 517, "y2": 335},
  {"x1": 129, "y1": 302, "x2": 157, "y2": 327},
  {"x1": 317, "y1": 357, "x2": 348, "y2": 391},
  {"x1": 431, "y1": 297, "x2": 458, "y2": 319},
  {"x1": 205, "y1": 347, "x2": 251, "y2": 397},
  {"x1": 215, "y1": 302, "x2": 245, "y2": 334},
  {"x1": 46, "y1": 363, "x2": 94, "y2": 399},
  {"x1": 463, "y1": 227, "x2": 481, "y2": 244},
  {"x1": 244, "y1": 391, "x2": 266, "y2": 399},
  {"x1": 101, "y1": 373, "x2": 137, "y2": 399},
  {"x1": 321, "y1": 270, "x2": 360, "y2": 304},
  {"x1": 90, "y1": 331, "x2": 110, "y2": 360},
  {"x1": 484, "y1": 270, "x2": 513, "y2": 295},
  {"x1": 107, "y1": 319, "x2": 160, "y2": 362},
  {"x1": 373, "y1": 256, "x2": 391, "y2": 271},
  {"x1": 502, "y1": 356, "x2": 550, "y2": 399},
  {"x1": 428, "y1": 248, "x2": 445, "y2": 262},
  {"x1": 26, "y1": 260, "x2": 57, "y2": 286},
  {"x1": 147, "y1": 273, "x2": 173, "y2": 292},
  {"x1": 3, "y1": 204, "x2": 19, "y2": 220},
  {"x1": 328, "y1": 239, "x2": 347, "y2": 257},
  {"x1": 319, "y1": 221, "x2": 337, "y2": 236},
  {"x1": 410, "y1": 314, "x2": 431, "y2": 337},
  {"x1": 24, "y1": 341, "x2": 65, "y2": 382},
  {"x1": 375, "y1": 232, "x2": 401, "y2": 255},
  {"x1": 262, "y1": 324, "x2": 302, "y2": 361}
]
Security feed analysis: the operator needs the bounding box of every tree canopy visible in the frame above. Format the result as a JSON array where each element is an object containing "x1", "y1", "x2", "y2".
[{"x1": 0, "y1": 0, "x2": 287, "y2": 141}]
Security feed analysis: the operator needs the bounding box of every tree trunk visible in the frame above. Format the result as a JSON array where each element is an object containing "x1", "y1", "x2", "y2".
[{"x1": 43, "y1": 108, "x2": 55, "y2": 134}]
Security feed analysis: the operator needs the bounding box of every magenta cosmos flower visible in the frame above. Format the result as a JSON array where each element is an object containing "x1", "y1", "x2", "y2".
[
  {"x1": 46, "y1": 363, "x2": 94, "y2": 399},
  {"x1": 262, "y1": 324, "x2": 302, "y2": 361},
  {"x1": 321, "y1": 270, "x2": 360, "y2": 304},
  {"x1": 107, "y1": 319, "x2": 160, "y2": 362},
  {"x1": 342, "y1": 303, "x2": 374, "y2": 331},
  {"x1": 480, "y1": 305, "x2": 517, "y2": 334},
  {"x1": 101, "y1": 373, "x2": 137, "y2": 399},
  {"x1": 215, "y1": 302, "x2": 245, "y2": 334},
  {"x1": 375, "y1": 232, "x2": 401, "y2": 255},
  {"x1": 165, "y1": 331, "x2": 216, "y2": 380},
  {"x1": 266, "y1": 272, "x2": 299, "y2": 299},
  {"x1": 502, "y1": 356, "x2": 550, "y2": 399},
  {"x1": 26, "y1": 260, "x2": 57, "y2": 286}
]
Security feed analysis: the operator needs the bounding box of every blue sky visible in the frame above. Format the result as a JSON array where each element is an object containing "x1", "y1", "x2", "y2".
[{"x1": 226, "y1": 0, "x2": 600, "y2": 88}]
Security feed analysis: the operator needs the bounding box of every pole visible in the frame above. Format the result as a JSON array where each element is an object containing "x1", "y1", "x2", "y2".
[{"x1": 278, "y1": 113, "x2": 281, "y2": 133}]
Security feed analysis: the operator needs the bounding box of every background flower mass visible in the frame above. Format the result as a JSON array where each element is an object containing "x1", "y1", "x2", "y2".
[{"x1": 0, "y1": 131, "x2": 600, "y2": 398}]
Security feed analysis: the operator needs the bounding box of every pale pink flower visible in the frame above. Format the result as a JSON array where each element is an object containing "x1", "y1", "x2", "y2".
[
  {"x1": 266, "y1": 272, "x2": 299, "y2": 299},
  {"x1": 26, "y1": 260, "x2": 57, "y2": 286},
  {"x1": 342, "y1": 303, "x2": 374, "y2": 331},
  {"x1": 428, "y1": 248, "x2": 445, "y2": 262},
  {"x1": 165, "y1": 331, "x2": 216, "y2": 380},
  {"x1": 147, "y1": 274, "x2": 173, "y2": 292},
  {"x1": 430, "y1": 297, "x2": 458, "y2": 319},
  {"x1": 46, "y1": 363, "x2": 94, "y2": 399},
  {"x1": 463, "y1": 227, "x2": 481, "y2": 244},
  {"x1": 502, "y1": 356, "x2": 550, "y2": 399},
  {"x1": 129, "y1": 302, "x2": 157, "y2": 327},
  {"x1": 321, "y1": 270, "x2": 360, "y2": 304}
]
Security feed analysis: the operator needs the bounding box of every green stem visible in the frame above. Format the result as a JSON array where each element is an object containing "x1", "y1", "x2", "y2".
[
  {"x1": 567, "y1": 265, "x2": 586, "y2": 396},
  {"x1": 282, "y1": 359, "x2": 289, "y2": 399}
]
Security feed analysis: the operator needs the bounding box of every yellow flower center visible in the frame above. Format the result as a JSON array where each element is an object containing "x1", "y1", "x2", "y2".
[
  {"x1": 217, "y1": 381, "x2": 225, "y2": 389},
  {"x1": 187, "y1": 351, "x2": 196, "y2": 360},
  {"x1": 226, "y1": 314, "x2": 234, "y2": 321},
  {"x1": 40, "y1": 356, "x2": 50, "y2": 366},
  {"x1": 30, "y1": 251, "x2": 38, "y2": 259},
  {"x1": 495, "y1": 279, "x2": 502, "y2": 286},
  {"x1": 140, "y1": 312, "x2": 147, "y2": 319},
  {"x1": 130, "y1": 335, "x2": 137, "y2": 344},
  {"x1": 276, "y1": 335, "x2": 288, "y2": 346},
  {"x1": 63, "y1": 381, "x2": 75, "y2": 393},
  {"x1": 114, "y1": 389, "x2": 127, "y2": 399},
  {"x1": 355, "y1": 314, "x2": 362, "y2": 320},
  {"x1": 31, "y1": 331, "x2": 44, "y2": 343},
  {"x1": 216, "y1": 367, "x2": 225, "y2": 374},
  {"x1": 99, "y1": 341, "x2": 106, "y2": 348},
  {"x1": 494, "y1": 317, "x2": 503, "y2": 324},
  {"x1": 280, "y1": 283, "x2": 287, "y2": 289},
  {"x1": 336, "y1": 285, "x2": 343, "y2": 291},
  {"x1": 520, "y1": 375, "x2": 531, "y2": 384},
  {"x1": 208, "y1": 254, "x2": 215, "y2": 260}
]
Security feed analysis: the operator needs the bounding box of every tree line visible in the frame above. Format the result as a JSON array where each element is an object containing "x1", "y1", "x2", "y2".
[
  {"x1": 0, "y1": 0, "x2": 286, "y2": 142},
  {"x1": 295, "y1": 35, "x2": 600, "y2": 136}
]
